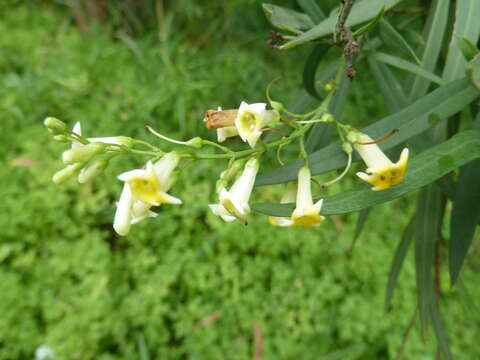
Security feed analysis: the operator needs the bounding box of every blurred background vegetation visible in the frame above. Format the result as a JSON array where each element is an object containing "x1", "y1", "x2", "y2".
[{"x1": 1, "y1": 0, "x2": 479, "y2": 359}]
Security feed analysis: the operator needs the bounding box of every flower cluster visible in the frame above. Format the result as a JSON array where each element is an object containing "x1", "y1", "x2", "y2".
[{"x1": 45, "y1": 96, "x2": 409, "y2": 236}]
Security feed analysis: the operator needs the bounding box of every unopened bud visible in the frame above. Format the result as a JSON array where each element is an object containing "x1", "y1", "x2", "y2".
[
  {"x1": 220, "y1": 159, "x2": 246, "y2": 182},
  {"x1": 44, "y1": 117, "x2": 67, "y2": 134},
  {"x1": 320, "y1": 113, "x2": 334, "y2": 123},
  {"x1": 116, "y1": 136, "x2": 134, "y2": 147},
  {"x1": 346, "y1": 131, "x2": 362, "y2": 143},
  {"x1": 324, "y1": 83, "x2": 334, "y2": 91},
  {"x1": 62, "y1": 143, "x2": 106, "y2": 165},
  {"x1": 342, "y1": 142, "x2": 353, "y2": 154},
  {"x1": 186, "y1": 137, "x2": 203, "y2": 149},
  {"x1": 216, "y1": 179, "x2": 228, "y2": 193},
  {"x1": 78, "y1": 159, "x2": 109, "y2": 183},
  {"x1": 53, "y1": 135, "x2": 70, "y2": 142},
  {"x1": 270, "y1": 101, "x2": 285, "y2": 112},
  {"x1": 52, "y1": 163, "x2": 83, "y2": 184}
]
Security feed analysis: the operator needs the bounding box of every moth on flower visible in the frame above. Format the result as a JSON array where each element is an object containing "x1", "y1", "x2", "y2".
[
  {"x1": 209, "y1": 157, "x2": 259, "y2": 223},
  {"x1": 353, "y1": 134, "x2": 409, "y2": 191},
  {"x1": 113, "y1": 152, "x2": 182, "y2": 235},
  {"x1": 269, "y1": 167, "x2": 325, "y2": 227}
]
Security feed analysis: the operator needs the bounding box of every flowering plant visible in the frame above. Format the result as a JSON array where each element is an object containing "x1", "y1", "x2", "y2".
[{"x1": 43, "y1": 0, "x2": 480, "y2": 358}]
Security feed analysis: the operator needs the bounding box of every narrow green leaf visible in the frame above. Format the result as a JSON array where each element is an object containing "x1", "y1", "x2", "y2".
[
  {"x1": 305, "y1": 72, "x2": 350, "y2": 153},
  {"x1": 353, "y1": 208, "x2": 372, "y2": 244},
  {"x1": 371, "y1": 52, "x2": 445, "y2": 85},
  {"x1": 297, "y1": 0, "x2": 325, "y2": 23},
  {"x1": 256, "y1": 78, "x2": 479, "y2": 186},
  {"x1": 429, "y1": 293, "x2": 454, "y2": 360},
  {"x1": 458, "y1": 36, "x2": 480, "y2": 62},
  {"x1": 352, "y1": 7, "x2": 385, "y2": 39},
  {"x1": 253, "y1": 130, "x2": 480, "y2": 216},
  {"x1": 414, "y1": 184, "x2": 443, "y2": 336},
  {"x1": 136, "y1": 331, "x2": 150, "y2": 360},
  {"x1": 409, "y1": 0, "x2": 450, "y2": 101},
  {"x1": 303, "y1": 45, "x2": 328, "y2": 100},
  {"x1": 442, "y1": 0, "x2": 480, "y2": 81},
  {"x1": 279, "y1": 0, "x2": 401, "y2": 49},
  {"x1": 262, "y1": 3, "x2": 314, "y2": 33},
  {"x1": 449, "y1": 115, "x2": 480, "y2": 284},
  {"x1": 368, "y1": 57, "x2": 408, "y2": 112},
  {"x1": 385, "y1": 214, "x2": 415, "y2": 310},
  {"x1": 379, "y1": 18, "x2": 421, "y2": 65},
  {"x1": 467, "y1": 54, "x2": 480, "y2": 90}
]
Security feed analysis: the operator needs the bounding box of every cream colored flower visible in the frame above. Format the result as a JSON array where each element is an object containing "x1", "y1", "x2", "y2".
[
  {"x1": 113, "y1": 184, "x2": 159, "y2": 236},
  {"x1": 117, "y1": 152, "x2": 182, "y2": 206},
  {"x1": 234, "y1": 102, "x2": 279, "y2": 148},
  {"x1": 354, "y1": 134, "x2": 409, "y2": 191},
  {"x1": 217, "y1": 126, "x2": 239, "y2": 143},
  {"x1": 209, "y1": 157, "x2": 259, "y2": 223},
  {"x1": 71, "y1": 122, "x2": 125, "y2": 146},
  {"x1": 269, "y1": 167, "x2": 325, "y2": 227},
  {"x1": 113, "y1": 152, "x2": 181, "y2": 235}
]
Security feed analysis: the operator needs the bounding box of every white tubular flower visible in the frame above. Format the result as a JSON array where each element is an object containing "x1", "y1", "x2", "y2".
[
  {"x1": 113, "y1": 152, "x2": 181, "y2": 235},
  {"x1": 113, "y1": 184, "x2": 134, "y2": 236},
  {"x1": 209, "y1": 157, "x2": 259, "y2": 223},
  {"x1": 117, "y1": 152, "x2": 182, "y2": 206},
  {"x1": 217, "y1": 126, "x2": 239, "y2": 143},
  {"x1": 270, "y1": 167, "x2": 325, "y2": 228},
  {"x1": 71, "y1": 122, "x2": 127, "y2": 146},
  {"x1": 131, "y1": 200, "x2": 158, "y2": 224},
  {"x1": 113, "y1": 185, "x2": 159, "y2": 236},
  {"x1": 354, "y1": 134, "x2": 409, "y2": 191},
  {"x1": 234, "y1": 101, "x2": 279, "y2": 148}
]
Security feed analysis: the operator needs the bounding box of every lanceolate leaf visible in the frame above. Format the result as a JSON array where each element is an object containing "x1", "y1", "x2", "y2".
[
  {"x1": 352, "y1": 208, "x2": 372, "y2": 248},
  {"x1": 279, "y1": 0, "x2": 401, "y2": 49},
  {"x1": 379, "y1": 18, "x2": 421, "y2": 65},
  {"x1": 253, "y1": 130, "x2": 480, "y2": 216},
  {"x1": 297, "y1": 0, "x2": 325, "y2": 23},
  {"x1": 458, "y1": 37, "x2": 480, "y2": 62},
  {"x1": 409, "y1": 0, "x2": 450, "y2": 101},
  {"x1": 352, "y1": 7, "x2": 385, "y2": 39},
  {"x1": 256, "y1": 78, "x2": 479, "y2": 186},
  {"x1": 371, "y1": 52, "x2": 445, "y2": 85},
  {"x1": 262, "y1": 3, "x2": 314, "y2": 33},
  {"x1": 414, "y1": 185, "x2": 443, "y2": 337},
  {"x1": 449, "y1": 116, "x2": 480, "y2": 285},
  {"x1": 303, "y1": 44, "x2": 328, "y2": 100},
  {"x1": 368, "y1": 58, "x2": 408, "y2": 113},
  {"x1": 385, "y1": 214, "x2": 415, "y2": 310},
  {"x1": 442, "y1": 0, "x2": 480, "y2": 81},
  {"x1": 429, "y1": 291, "x2": 454, "y2": 360},
  {"x1": 467, "y1": 54, "x2": 480, "y2": 90}
]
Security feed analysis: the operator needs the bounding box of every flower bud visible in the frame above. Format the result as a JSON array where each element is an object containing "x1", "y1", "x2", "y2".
[
  {"x1": 216, "y1": 179, "x2": 228, "y2": 193},
  {"x1": 346, "y1": 130, "x2": 362, "y2": 143},
  {"x1": 220, "y1": 159, "x2": 246, "y2": 182},
  {"x1": 78, "y1": 159, "x2": 109, "y2": 183},
  {"x1": 270, "y1": 101, "x2": 285, "y2": 112},
  {"x1": 52, "y1": 163, "x2": 83, "y2": 184},
  {"x1": 44, "y1": 117, "x2": 67, "y2": 134},
  {"x1": 324, "y1": 82, "x2": 334, "y2": 91},
  {"x1": 62, "y1": 143, "x2": 106, "y2": 165},
  {"x1": 116, "y1": 136, "x2": 134, "y2": 147},
  {"x1": 53, "y1": 135, "x2": 70, "y2": 142},
  {"x1": 186, "y1": 137, "x2": 203, "y2": 149},
  {"x1": 342, "y1": 142, "x2": 353, "y2": 154},
  {"x1": 320, "y1": 113, "x2": 334, "y2": 123}
]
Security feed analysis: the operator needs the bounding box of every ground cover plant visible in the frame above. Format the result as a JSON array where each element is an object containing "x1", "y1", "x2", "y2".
[{"x1": 1, "y1": 1, "x2": 480, "y2": 359}]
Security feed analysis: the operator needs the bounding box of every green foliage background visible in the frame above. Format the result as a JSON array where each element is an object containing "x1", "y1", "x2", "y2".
[{"x1": 1, "y1": 2, "x2": 479, "y2": 359}]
